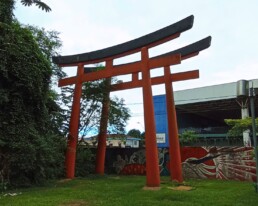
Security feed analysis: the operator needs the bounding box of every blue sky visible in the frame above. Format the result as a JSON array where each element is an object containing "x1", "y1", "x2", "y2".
[{"x1": 15, "y1": 0, "x2": 258, "y2": 132}]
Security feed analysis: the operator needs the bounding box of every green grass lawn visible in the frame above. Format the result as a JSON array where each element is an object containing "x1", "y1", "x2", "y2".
[{"x1": 0, "y1": 175, "x2": 258, "y2": 206}]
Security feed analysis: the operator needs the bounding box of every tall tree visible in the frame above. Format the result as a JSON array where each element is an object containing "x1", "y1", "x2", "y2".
[
  {"x1": 0, "y1": 21, "x2": 66, "y2": 187},
  {"x1": 61, "y1": 77, "x2": 131, "y2": 139},
  {"x1": 0, "y1": 0, "x2": 15, "y2": 24},
  {"x1": 0, "y1": 1, "x2": 65, "y2": 187},
  {"x1": 27, "y1": 26, "x2": 66, "y2": 83}
]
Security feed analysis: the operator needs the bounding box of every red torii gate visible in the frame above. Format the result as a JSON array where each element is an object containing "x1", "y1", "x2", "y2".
[{"x1": 53, "y1": 15, "x2": 211, "y2": 187}]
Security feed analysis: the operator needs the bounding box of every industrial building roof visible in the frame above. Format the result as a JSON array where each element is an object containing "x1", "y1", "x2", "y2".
[{"x1": 159, "y1": 79, "x2": 258, "y2": 122}]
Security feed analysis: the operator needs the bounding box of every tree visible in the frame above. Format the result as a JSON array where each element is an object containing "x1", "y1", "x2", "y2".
[
  {"x1": 179, "y1": 130, "x2": 198, "y2": 145},
  {"x1": 108, "y1": 96, "x2": 131, "y2": 134},
  {"x1": 0, "y1": 1, "x2": 66, "y2": 186},
  {"x1": 0, "y1": 1, "x2": 50, "y2": 24},
  {"x1": 127, "y1": 129, "x2": 142, "y2": 138},
  {"x1": 20, "y1": 0, "x2": 51, "y2": 12},
  {"x1": 127, "y1": 129, "x2": 145, "y2": 147},
  {"x1": 26, "y1": 26, "x2": 67, "y2": 135},
  {"x1": 61, "y1": 76, "x2": 131, "y2": 139},
  {"x1": 225, "y1": 118, "x2": 258, "y2": 137},
  {"x1": 0, "y1": 0, "x2": 15, "y2": 24},
  {"x1": 26, "y1": 26, "x2": 66, "y2": 83}
]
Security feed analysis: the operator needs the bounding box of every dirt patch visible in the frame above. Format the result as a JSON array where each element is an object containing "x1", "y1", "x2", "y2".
[
  {"x1": 167, "y1": 185, "x2": 194, "y2": 191},
  {"x1": 108, "y1": 176, "x2": 121, "y2": 180},
  {"x1": 59, "y1": 200, "x2": 88, "y2": 206},
  {"x1": 58, "y1": 179, "x2": 73, "y2": 183},
  {"x1": 143, "y1": 186, "x2": 161, "y2": 191}
]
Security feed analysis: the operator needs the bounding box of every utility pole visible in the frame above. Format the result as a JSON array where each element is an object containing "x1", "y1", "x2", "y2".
[
  {"x1": 249, "y1": 86, "x2": 258, "y2": 193},
  {"x1": 236, "y1": 80, "x2": 251, "y2": 146}
]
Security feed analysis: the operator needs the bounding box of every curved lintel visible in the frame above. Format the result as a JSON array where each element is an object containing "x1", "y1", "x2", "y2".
[
  {"x1": 52, "y1": 15, "x2": 194, "y2": 66},
  {"x1": 156, "y1": 36, "x2": 212, "y2": 60}
]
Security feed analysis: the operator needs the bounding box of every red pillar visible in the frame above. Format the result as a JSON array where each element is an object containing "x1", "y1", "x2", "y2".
[
  {"x1": 141, "y1": 47, "x2": 160, "y2": 187},
  {"x1": 95, "y1": 60, "x2": 112, "y2": 174},
  {"x1": 65, "y1": 64, "x2": 84, "y2": 179},
  {"x1": 95, "y1": 78, "x2": 111, "y2": 174},
  {"x1": 164, "y1": 66, "x2": 183, "y2": 183}
]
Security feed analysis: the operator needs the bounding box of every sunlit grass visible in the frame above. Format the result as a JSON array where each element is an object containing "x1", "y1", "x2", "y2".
[{"x1": 0, "y1": 175, "x2": 257, "y2": 206}]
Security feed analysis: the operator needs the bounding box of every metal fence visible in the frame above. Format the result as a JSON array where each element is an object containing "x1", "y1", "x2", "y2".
[{"x1": 180, "y1": 134, "x2": 243, "y2": 146}]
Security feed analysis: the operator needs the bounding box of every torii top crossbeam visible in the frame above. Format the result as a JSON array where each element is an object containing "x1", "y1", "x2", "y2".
[
  {"x1": 53, "y1": 15, "x2": 211, "y2": 187},
  {"x1": 53, "y1": 15, "x2": 210, "y2": 67},
  {"x1": 53, "y1": 15, "x2": 194, "y2": 66}
]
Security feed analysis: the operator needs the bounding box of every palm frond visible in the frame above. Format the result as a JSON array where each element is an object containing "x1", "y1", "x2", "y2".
[
  {"x1": 20, "y1": 0, "x2": 51, "y2": 12},
  {"x1": 34, "y1": 1, "x2": 51, "y2": 12},
  {"x1": 21, "y1": 0, "x2": 33, "y2": 6}
]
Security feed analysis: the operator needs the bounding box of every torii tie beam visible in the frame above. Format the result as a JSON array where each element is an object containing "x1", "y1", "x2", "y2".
[{"x1": 53, "y1": 15, "x2": 211, "y2": 187}]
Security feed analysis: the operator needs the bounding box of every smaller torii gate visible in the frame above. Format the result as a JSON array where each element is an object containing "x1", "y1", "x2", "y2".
[{"x1": 53, "y1": 15, "x2": 211, "y2": 187}]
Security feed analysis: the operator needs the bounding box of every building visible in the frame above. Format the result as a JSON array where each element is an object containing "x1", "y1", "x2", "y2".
[
  {"x1": 82, "y1": 134, "x2": 141, "y2": 148},
  {"x1": 154, "y1": 79, "x2": 258, "y2": 147}
]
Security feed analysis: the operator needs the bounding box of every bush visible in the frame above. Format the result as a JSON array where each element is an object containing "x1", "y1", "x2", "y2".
[
  {"x1": 179, "y1": 130, "x2": 198, "y2": 144},
  {"x1": 0, "y1": 21, "x2": 65, "y2": 188},
  {"x1": 75, "y1": 146, "x2": 95, "y2": 177}
]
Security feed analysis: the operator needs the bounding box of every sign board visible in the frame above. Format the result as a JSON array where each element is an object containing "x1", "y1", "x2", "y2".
[{"x1": 156, "y1": 133, "x2": 166, "y2": 143}]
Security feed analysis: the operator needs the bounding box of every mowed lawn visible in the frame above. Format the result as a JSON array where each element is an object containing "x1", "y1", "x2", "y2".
[{"x1": 1, "y1": 175, "x2": 258, "y2": 206}]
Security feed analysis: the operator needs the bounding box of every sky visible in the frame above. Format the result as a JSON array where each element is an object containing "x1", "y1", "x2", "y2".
[{"x1": 15, "y1": 0, "x2": 258, "y2": 133}]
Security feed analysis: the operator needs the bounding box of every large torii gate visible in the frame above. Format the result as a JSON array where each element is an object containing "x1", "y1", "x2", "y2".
[{"x1": 53, "y1": 15, "x2": 211, "y2": 187}]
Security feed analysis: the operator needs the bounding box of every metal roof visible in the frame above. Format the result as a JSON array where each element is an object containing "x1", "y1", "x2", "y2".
[
  {"x1": 174, "y1": 79, "x2": 258, "y2": 105},
  {"x1": 169, "y1": 79, "x2": 258, "y2": 122}
]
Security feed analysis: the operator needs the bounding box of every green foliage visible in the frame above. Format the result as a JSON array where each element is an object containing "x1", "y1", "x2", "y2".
[
  {"x1": 61, "y1": 76, "x2": 131, "y2": 137},
  {"x1": 0, "y1": 21, "x2": 65, "y2": 187},
  {"x1": 20, "y1": 0, "x2": 51, "y2": 12},
  {"x1": 8, "y1": 132, "x2": 66, "y2": 187},
  {"x1": 0, "y1": 1, "x2": 15, "y2": 24},
  {"x1": 127, "y1": 129, "x2": 141, "y2": 138},
  {"x1": 179, "y1": 130, "x2": 198, "y2": 144},
  {"x1": 127, "y1": 129, "x2": 145, "y2": 147},
  {"x1": 75, "y1": 146, "x2": 95, "y2": 177},
  {"x1": 225, "y1": 118, "x2": 258, "y2": 137},
  {"x1": 0, "y1": 22, "x2": 51, "y2": 130},
  {"x1": 26, "y1": 26, "x2": 65, "y2": 83},
  {"x1": 108, "y1": 96, "x2": 130, "y2": 134},
  {"x1": 0, "y1": 1, "x2": 51, "y2": 25}
]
